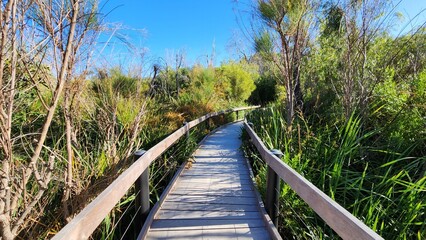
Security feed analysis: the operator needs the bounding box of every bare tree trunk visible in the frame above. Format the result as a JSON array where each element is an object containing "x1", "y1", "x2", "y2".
[
  {"x1": 358, "y1": 0, "x2": 369, "y2": 119},
  {"x1": 277, "y1": 28, "x2": 295, "y2": 128},
  {"x1": 293, "y1": 55, "x2": 303, "y2": 113},
  {"x1": 0, "y1": 214, "x2": 14, "y2": 240},
  {"x1": 26, "y1": 0, "x2": 80, "y2": 181},
  {"x1": 286, "y1": 74, "x2": 294, "y2": 126},
  {"x1": 292, "y1": 19, "x2": 305, "y2": 115},
  {"x1": 343, "y1": 13, "x2": 355, "y2": 119},
  {"x1": 62, "y1": 88, "x2": 73, "y2": 220},
  {"x1": 0, "y1": 1, "x2": 17, "y2": 239}
]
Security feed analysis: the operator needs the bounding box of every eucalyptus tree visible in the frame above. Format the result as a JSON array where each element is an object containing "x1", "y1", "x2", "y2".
[{"x1": 255, "y1": 0, "x2": 316, "y2": 127}]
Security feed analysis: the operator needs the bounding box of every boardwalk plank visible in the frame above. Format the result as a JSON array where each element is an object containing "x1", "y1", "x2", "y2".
[
  {"x1": 180, "y1": 173, "x2": 251, "y2": 179},
  {"x1": 165, "y1": 194, "x2": 258, "y2": 205},
  {"x1": 171, "y1": 189, "x2": 255, "y2": 197},
  {"x1": 175, "y1": 178, "x2": 253, "y2": 185},
  {"x1": 161, "y1": 202, "x2": 259, "y2": 212},
  {"x1": 172, "y1": 184, "x2": 254, "y2": 191},
  {"x1": 150, "y1": 218, "x2": 266, "y2": 230},
  {"x1": 157, "y1": 210, "x2": 262, "y2": 220},
  {"x1": 146, "y1": 227, "x2": 270, "y2": 240}
]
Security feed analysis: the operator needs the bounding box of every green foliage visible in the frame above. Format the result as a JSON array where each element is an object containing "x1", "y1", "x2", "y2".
[
  {"x1": 218, "y1": 62, "x2": 257, "y2": 102},
  {"x1": 255, "y1": 31, "x2": 273, "y2": 55},
  {"x1": 416, "y1": 69, "x2": 426, "y2": 99},
  {"x1": 258, "y1": 0, "x2": 281, "y2": 23},
  {"x1": 97, "y1": 151, "x2": 109, "y2": 177},
  {"x1": 368, "y1": 65, "x2": 425, "y2": 152},
  {"x1": 374, "y1": 69, "x2": 407, "y2": 114},
  {"x1": 248, "y1": 74, "x2": 278, "y2": 105},
  {"x1": 172, "y1": 62, "x2": 256, "y2": 116},
  {"x1": 92, "y1": 69, "x2": 146, "y2": 131},
  {"x1": 301, "y1": 35, "x2": 342, "y2": 119},
  {"x1": 111, "y1": 75, "x2": 138, "y2": 98},
  {"x1": 258, "y1": 0, "x2": 289, "y2": 25},
  {"x1": 258, "y1": 0, "x2": 309, "y2": 33},
  {"x1": 152, "y1": 66, "x2": 191, "y2": 97},
  {"x1": 322, "y1": 4, "x2": 344, "y2": 36},
  {"x1": 187, "y1": 66, "x2": 217, "y2": 103}
]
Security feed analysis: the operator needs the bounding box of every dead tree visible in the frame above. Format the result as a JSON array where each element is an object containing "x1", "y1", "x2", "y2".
[{"x1": 0, "y1": 0, "x2": 98, "y2": 238}]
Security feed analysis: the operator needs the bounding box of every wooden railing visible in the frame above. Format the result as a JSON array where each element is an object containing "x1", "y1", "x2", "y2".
[
  {"x1": 243, "y1": 121, "x2": 383, "y2": 240},
  {"x1": 52, "y1": 106, "x2": 259, "y2": 240}
]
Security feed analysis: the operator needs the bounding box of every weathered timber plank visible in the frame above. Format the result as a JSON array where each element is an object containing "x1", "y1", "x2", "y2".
[
  {"x1": 175, "y1": 179, "x2": 253, "y2": 186},
  {"x1": 160, "y1": 202, "x2": 259, "y2": 212},
  {"x1": 165, "y1": 195, "x2": 258, "y2": 205},
  {"x1": 180, "y1": 172, "x2": 251, "y2": 180},
  {"x1": 180, "y1": 170, "x2": 251, "y2": 175},
  {"x1": 157, "y1": 210, "x2": 261, "y2": 220},
  {"x1": 193, "y1": 158, "x2": 246, "y2": 163},
  {"x1": 146, "y1": 229, "x2": 204, "y2": 240},
  {"x1": 178, "y1": 178, "x2": 252, "y2": 183},
  {"x1": 150, "y1": 218, "x2": 266, "y2": 230},
  {"x1": 175, "y1": 178, "x2": 253, "y2": 185},
  {"x1": 173, "y1": 185, "x2": 254, "y2": 191},
  {"x1": 171, "y1": 189, "x2": 255, "y2": 197},
  {"x1": 146, "y1": 227, "x2": 269, "y2": 240},
  {"x1": 234, "y1": 227, "x2": 271, "y2": 240},
  {"x1": 186, "y1": 162, "x2": 249, "y2": 167},
  {"x1": 172, "y1": 184, "x2": 255, "y2": 191}
]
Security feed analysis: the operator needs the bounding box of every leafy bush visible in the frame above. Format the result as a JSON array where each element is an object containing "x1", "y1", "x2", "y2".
[
  {"x1": 248, "y1": 74, "x2": 278, "y2": 105},
  {"x1": 217, "y1": 62, "x2": 257, "y2": 102}
]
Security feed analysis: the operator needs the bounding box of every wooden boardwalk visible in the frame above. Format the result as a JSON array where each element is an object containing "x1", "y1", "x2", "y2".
[
  {"x1": 54, "y1": 107, "x2": 382, "y2": 240},
  {"x1": 142, "y1": 122, "x2": 279, "y2": 239}
]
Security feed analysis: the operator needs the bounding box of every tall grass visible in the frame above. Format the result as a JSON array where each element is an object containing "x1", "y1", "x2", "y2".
[{"x1": 245, "y1": 107, "x2": 425, "y2": 239}]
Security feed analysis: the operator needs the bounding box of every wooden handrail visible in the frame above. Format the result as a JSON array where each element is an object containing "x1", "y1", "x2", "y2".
[
  {"x1": 52, "y1": 106, "x2": 259, "y2": 240},
  {"x1": 243, "y1": 121, "x2": 383, "y2": 240}
]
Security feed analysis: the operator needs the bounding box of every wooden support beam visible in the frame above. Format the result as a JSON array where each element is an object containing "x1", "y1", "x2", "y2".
[{"x1": 134, "y1": 149, "x2": 149, "y2": 231}]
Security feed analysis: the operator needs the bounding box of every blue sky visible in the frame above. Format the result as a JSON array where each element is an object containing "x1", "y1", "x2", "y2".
[
  {"x1": 98, "y1": 0, "x2": 250, "y2": 68},
  {"x1": 97, "y1": 0, "x2": 426, "y2": 70}
]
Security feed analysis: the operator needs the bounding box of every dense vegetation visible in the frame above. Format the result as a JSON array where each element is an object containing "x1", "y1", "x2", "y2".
[
  {"x1": 241, "y1": 0, "x2": 425, "y2": 239},
  {"x1": 0, "y1": 0, "x2": 424, "y2": 239}
]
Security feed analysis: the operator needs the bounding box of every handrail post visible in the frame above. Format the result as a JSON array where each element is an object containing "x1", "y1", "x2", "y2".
[
  {"x1": 134, "y1": 149, "x2": 149, "y2": 230},
  {"x1": 183, "y1": 121, "x2": 189, "y2": 139},
  {"x1": 205, "y1": 118, "x2": 209, "y2": 131},
  {"x1": 266, "y1": 149, "x2": 283, "y2": 226},
  {"x1": 236, "y1": 110, "x2": 239, "y2": 120}
]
